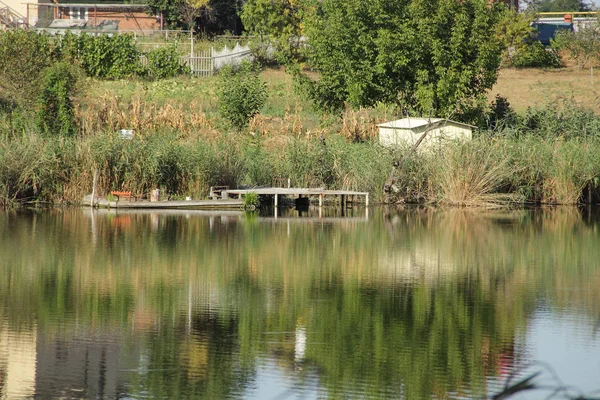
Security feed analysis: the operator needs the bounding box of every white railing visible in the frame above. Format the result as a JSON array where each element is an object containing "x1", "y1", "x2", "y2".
[{"x1": 140, "y1": 43, "x2": 253, "y2": 77}]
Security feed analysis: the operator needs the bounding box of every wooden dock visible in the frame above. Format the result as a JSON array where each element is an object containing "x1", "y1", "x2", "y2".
[
  {"x1": 83, "y1": 195, "x2": 243, "y2": 210},
  {"x1": 221, "y1": 188, "x2": 369, "y2": 207}
]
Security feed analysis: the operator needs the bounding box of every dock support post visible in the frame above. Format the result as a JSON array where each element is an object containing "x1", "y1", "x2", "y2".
[
  {"x1": 365, "y1": 193, "x2": 369, "y2": 207},
  {"x1": 274, "y1": 194, "x2": 278, "y2": 207},
  {"x1": 341, "y1": 194, "x2": 345, "y2": 208},
  {"x1": 90, "y1": 168, "x2": 98, "y2": 208},
  {"x1": 319, "y1": 194, "x2": 323, "y2": 208}
]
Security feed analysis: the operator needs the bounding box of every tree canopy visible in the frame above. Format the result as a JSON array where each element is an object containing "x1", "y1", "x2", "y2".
[
  {"x1": 298, "y1": 0, "x2": 508, "y2": 118},
  {"x1": 534, "y1": 0, "x2": 591, "y2": 12},
  {"x1": 240, "y1": 0, "x2": 306, "y2": 62},
  {"x1": 146, "y1": 0, "x2": 243, "y2": 34}
]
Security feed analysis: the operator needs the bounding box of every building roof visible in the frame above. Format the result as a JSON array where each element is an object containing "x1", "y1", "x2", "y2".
[{"x1": 377, "y1": 118, "x2": 475, "y2": 130}]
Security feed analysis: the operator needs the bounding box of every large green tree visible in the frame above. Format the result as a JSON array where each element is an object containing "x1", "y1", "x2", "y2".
[
  {"x1": 146, "y1": 0, "x2": 243, "y2": 34},
  {"x1": 298, "y1": 0, "x2": 507, "y2": 118},
  {"x1": 535, "y1": 0, "x2": 591, "y2": 12},
  {"x1": 240, "y1": 0, "x2": 306, "y2": 62}
]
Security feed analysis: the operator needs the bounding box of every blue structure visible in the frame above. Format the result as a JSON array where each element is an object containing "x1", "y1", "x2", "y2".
[{"x1": 532, "y1": 22, "x2": 574, "y2": 46}]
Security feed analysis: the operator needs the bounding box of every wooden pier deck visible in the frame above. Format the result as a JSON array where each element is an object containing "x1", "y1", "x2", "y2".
[
  {"x1": 83, "y1": 195, "x2": 243, "y2": 210},
  {"x1": 221, "y1": 188, "x2": 369, "y2": 207}
]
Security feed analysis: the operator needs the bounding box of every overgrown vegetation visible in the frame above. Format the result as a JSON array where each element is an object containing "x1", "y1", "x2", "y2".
[
  {"x1": 553, "y1": 23, "x2": 600, "y2": 70},
  {"x1": 145, "y1": 44, "x2": 189, "y2": 80},
  {"x1": 2, "y1": 9, "x2": 600, "y2": 208},
  {"x1": 217, "y1": 61, "x2": 268, "y2": 130},
  {"x1": 36, "y1": 62, "x2": 81, "y2": 137},
  {"x1": 511, "y1": 41, "x2": 562, "y2": 68}
]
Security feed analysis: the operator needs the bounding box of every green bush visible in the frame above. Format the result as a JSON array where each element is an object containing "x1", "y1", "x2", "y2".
[
  {"x1": 146, "y1": 45, "x2": 188, "y2": 80},
  {"x1": 217, "y1": 61, "x2": 268, "y2": 130},
  {"x1": 552, "y1": 24, "x2": 600, "y2": 70},
  {"x1": 36, "y1": 63, "x2": 81, "y2": 137},
  {"x1": 0, "y1": 30, "x2": 57, "y2": 108},
  {"x1": 511, "y1": 41, "x2": 561, "y2": 68},
  {"x1": 66, "y1": 33, "x2": 143, "y2": 79}
]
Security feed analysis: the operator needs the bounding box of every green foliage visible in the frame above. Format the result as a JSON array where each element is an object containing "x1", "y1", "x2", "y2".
[
  {"x1": 36, "y1": 63, "x2": 80, "y2": 137},
  {"x1": 299, "y1": 0, "x2": 507, "y2": 117},
  {"x1": 511, "y1": 41, "x2": 562, "y2": 68},
  {"x1": 146, "y1": 0, "x2": 185, "y2": 29},
  {"x1": 534, "y1": 0, "x2": 590, "y2": 12},
  {"x1": 147, "y1": 0, "x2": 243, "y2": 35},
  {"x1": 217, "y1": 61, "x2": 268, "y2": 130},
  {"x1": 495, "y1": 10, "x2": 535, "y2": 65},
  {"x1": 486, "y1": 95, "x2": 517, "y2": 131},
  {"x1": 0, "y1": 30, "x2": 57, "y2": 108},
  {"x1": 242, "y1": 191, "x2": 260, "y2": 209},
  {"x1": 73, "y1": 34, "x2": 143, "y2": 79},
  {"x1": 146, "y1": 45, "x2": 188, "y2": 80},
  {"x1": 240, "y1": 0, "x2": 305, "y2": 63},
  {"x1": 553, "y1": 24, "x2": 600, "y2": 70}
]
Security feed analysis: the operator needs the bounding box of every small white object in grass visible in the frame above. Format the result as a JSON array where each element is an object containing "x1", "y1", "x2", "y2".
[
  {"x1": 186, "y1": 196, "x2": 191, "y2": 201},
  {"x1": 120, "y1": 129, "x2": 134, "y2": 140}
]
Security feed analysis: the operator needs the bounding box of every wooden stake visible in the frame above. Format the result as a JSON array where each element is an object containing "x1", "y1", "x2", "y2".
[{"x1": 90, "y1": 168, "x2": 98, "y2": 207}]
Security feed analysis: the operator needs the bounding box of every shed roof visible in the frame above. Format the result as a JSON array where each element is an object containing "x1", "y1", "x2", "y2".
[{"x1": 377, "y1": 118, "x2": 475, "y2": 130}]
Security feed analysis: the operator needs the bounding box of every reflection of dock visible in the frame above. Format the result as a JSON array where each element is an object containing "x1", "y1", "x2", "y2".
[
  {"x1": 222, "y1": 188, "x2": 369, "y2": 207},
  {"x1": 83, "y1": 208, "x2": 244, "y2": 217},
  {"x1": 260, "y1": 216, "x2": 368, "y2": 223}
]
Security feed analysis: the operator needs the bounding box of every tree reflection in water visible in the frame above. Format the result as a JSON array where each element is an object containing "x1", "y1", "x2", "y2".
[{"x1": 0, "y1": 207, "x2": 599, "y2": 399}]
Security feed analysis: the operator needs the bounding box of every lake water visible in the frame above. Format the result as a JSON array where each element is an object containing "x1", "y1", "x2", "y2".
[{"x1": 1, "y1": 207, "x2": 599, "y2": 399}]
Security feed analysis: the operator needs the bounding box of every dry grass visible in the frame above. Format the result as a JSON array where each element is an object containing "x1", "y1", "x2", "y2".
[
  {"x1": 490, "y1": 67, "x2": 600, "y2": 113},
  {"x1": 432, "y1": 141, "x2": 521, "y2": 207},
  {"x1": 77, "y1": 96, "x2": 220, "y2": 139}
]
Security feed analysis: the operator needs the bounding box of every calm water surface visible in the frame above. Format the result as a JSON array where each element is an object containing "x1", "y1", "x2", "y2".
[{"x1": 1, "y1": 207, "x2": 599, "y2": 399}]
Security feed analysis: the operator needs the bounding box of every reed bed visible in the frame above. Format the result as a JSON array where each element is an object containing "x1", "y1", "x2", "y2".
[{"x1": 2, "y1": 129, "x2": 600, "y2": 207}]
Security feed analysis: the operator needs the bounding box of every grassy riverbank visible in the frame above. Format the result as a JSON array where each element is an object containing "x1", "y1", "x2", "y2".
[
  {"x1": 2, "y1": 130, "x2": 600, "y2": 206},
  {"x1": 2, "y1": 67, "x2": 600, "y2": 207}
]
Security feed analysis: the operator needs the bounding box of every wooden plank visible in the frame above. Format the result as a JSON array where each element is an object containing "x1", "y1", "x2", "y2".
[{"x1": 83, "y1": 195, "x2": 243, "y2": 209}]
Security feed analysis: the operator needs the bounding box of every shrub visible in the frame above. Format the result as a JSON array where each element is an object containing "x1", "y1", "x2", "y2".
[
  {"x1": 71, "y1": 34, "x2": 142, "y2": 79},
  {"x1": 552, "y1": 24, "x2": 600, "y2": 70},
  {"x1": 0, "y1": 30, "x2": 56, "y2": 108},
  {"x1": 486, "y1": 95, "x2": 517, "y2": 131},
  {"x1": 36, "y1": 63, "x2": 81, "y2": 137},
  {"x1": 146, "y1": 45, "x2": 188, "y2": 80},
  {"x1": 217, "y1": 61, "x2": 268, "y2": 130},
  {"x1": 511, "y1": 41, "x2": 561, "y2": 68}
]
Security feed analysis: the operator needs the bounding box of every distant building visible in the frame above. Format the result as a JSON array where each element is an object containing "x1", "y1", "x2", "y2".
[
  {"x1": 377, "y1": 118, "x2": 474, "y2": 150},
  {"x1": 30, "y1": 1, "x2": 159, "y2": 31},
  {"x1": 0, "y1": 0, "x2": 29, "y2": 28}
]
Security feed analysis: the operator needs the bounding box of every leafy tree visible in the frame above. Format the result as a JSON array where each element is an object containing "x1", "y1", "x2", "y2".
[
  {"x1": 0, "y1": 30, "x2": 56, "y2": 108},
  {"x1": 495, "y1": 10, "x2": 535, "y2": 64},
  {"x1": 240, "y1": 0, "x2": 306, "y2": 62},
  {"x1": 298, "y1": 0, "x2": 507, "y2": 118},
  {"x1": 179, "y1": 0, "x2": 210, "y2": 32},
  {"x1": 146, "y1": 0, "x2": 182, "y2": 29},
  {"x1": 146, "y1": 0, "x2": 243, "y2": 34},
  {"x1": 217, "y1": 61, "x2": 267, "y2": 130},
  {"x1": 534, "y1": 0, "x2": 590, "y2": 12}
]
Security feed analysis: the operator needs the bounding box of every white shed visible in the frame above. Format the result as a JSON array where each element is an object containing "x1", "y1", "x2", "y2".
[{"x1": 377, "y1": 118, "x2": 474, "y2": 149}]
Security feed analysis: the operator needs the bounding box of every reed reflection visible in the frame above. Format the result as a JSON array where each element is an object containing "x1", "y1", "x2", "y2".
[{"x1": 0, "y1": 207, "x2": 598, "y2": 399}]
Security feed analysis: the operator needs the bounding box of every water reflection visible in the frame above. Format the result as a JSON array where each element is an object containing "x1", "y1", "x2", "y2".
[{"x1": 0, "y1": 207, "x2": 599, "y2": 399}]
